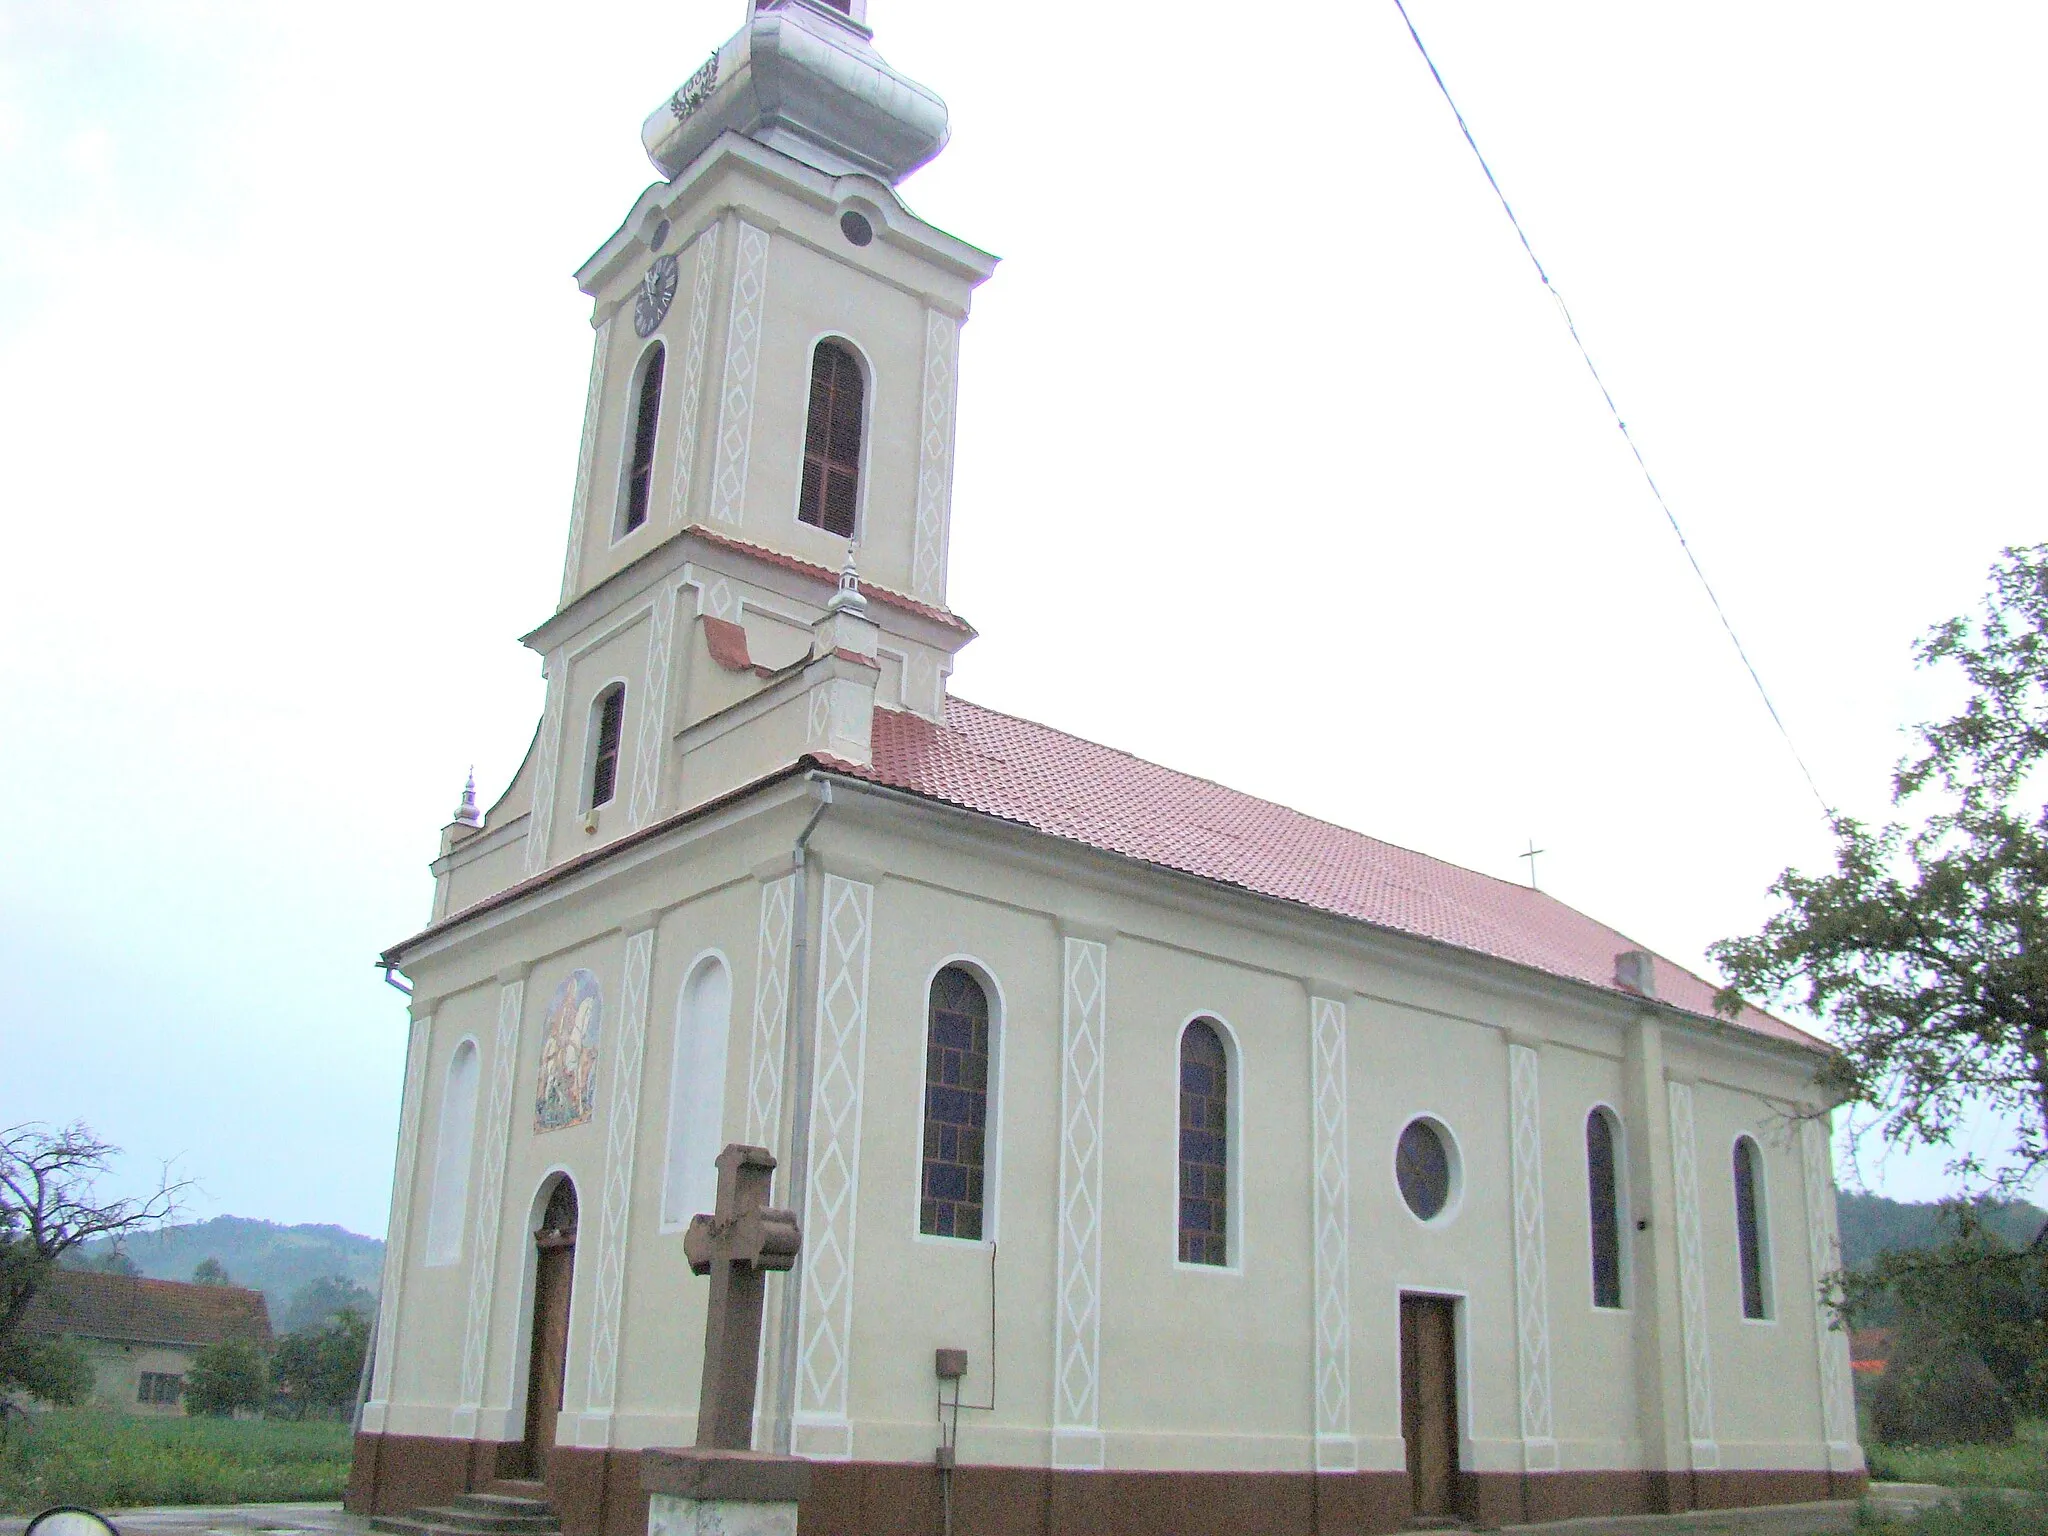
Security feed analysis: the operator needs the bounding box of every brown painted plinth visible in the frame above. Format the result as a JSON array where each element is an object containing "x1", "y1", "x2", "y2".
[
  {"x1": 348, "y1": 1432, "x2": 1868, "y2": 1536},
  {"x1": 642, "y1": 1447, "x2": 811, "y2": 1504}
]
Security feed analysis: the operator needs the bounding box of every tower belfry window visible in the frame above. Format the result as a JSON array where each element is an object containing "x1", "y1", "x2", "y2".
[
  {"x1": 799, "y1": 340, "x2": 863, "y2": 538},
  {"x1": 620, "y1": 345, "x2": 665, "y2": 535},
  {"x1": 588, "y1": 684, "x2": 625, "y2": 810}
]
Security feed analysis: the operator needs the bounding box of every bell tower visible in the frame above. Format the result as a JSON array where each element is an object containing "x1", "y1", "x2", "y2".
[{"x1": 434, "y1": 0, "x2": 997, "y2": 903}]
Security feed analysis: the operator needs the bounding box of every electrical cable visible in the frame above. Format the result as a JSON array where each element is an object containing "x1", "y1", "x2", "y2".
[{"x1": 1389, "y1": 0, "x2": 1833, "y2": 818}]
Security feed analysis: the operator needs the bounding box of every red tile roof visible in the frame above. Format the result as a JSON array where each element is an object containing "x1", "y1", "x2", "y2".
[
  {"x1": 824, "y1": 698, "x2": 1821, "y2": 1051},
  {"x1": 20, "y1": 1270, "x2": 273, "y2": 1349},
  {"x1": 688, "y1": 527, "x2": 975, "y2": 635}
]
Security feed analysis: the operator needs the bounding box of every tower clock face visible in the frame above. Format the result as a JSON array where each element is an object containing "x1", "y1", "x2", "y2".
[{"x1": 634, "y1": 252, "x2": 680, "y2": 338}]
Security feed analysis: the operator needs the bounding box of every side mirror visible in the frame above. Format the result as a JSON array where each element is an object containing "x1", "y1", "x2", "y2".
[{"x1": 28, "y1": 1510, "x2": 122, "y2": 1536}]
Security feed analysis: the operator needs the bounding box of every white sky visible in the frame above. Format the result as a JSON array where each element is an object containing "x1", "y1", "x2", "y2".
[{"x1": 2, "y1": 3, "x2": 2041, "y2": 1237}]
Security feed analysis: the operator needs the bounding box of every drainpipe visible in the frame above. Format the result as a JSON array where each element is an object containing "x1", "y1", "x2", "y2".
[{"x1": 771, "y1": 773, "x2": 832, "y2": 1453}]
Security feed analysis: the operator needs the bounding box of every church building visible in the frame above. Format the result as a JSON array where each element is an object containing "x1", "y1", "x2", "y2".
[{"x1": 348, "y1": 4, "x2": 1865, "y2": 1532}]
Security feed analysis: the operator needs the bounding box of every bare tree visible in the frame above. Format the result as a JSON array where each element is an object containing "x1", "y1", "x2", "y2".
[{"x1": 1, "y1": 1121, "x2": 191, "y2": 1400}]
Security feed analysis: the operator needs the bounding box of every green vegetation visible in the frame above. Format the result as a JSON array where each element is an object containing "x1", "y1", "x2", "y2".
[
  {"x1": 185, "y1": 1339, "x2": 269, "y2": 1418},
  {"x1": 0, "y1": 1408, "x2": 351, "y2": 1512},
  {"x1": 1841, "y1": 1193, "x2": 2047, "y2": 1273},
  {"x1": 272, "y1": 1309, "x2": 370, "y2": 1419},
  {"x1": 1864, "y1": 1418, "x2": 2048, "y2": 1492},
  {"x1": 1861, "y1": 1494, "x2": 2048, "y2": 1536}
]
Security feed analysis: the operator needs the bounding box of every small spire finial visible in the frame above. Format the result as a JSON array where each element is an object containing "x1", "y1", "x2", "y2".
[
  {"x1": 455, "y1": 767, "x2": 483, "y2": 827},
  {"x1": 825, "y1": 542, "x2": 868, "y2": 617}
]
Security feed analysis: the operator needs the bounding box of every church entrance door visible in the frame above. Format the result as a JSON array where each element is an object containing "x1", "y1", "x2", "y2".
[
  {"x1": 522, "y1": 1178, "x2": 579, "y2": 1479},
  {"x1": 1400, "y1": 1293, "x2": 1461, "y2": 1520}
]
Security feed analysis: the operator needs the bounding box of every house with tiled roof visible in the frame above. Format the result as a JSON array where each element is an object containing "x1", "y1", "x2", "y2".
[
  {"x1": 17, "y1": 1270, "x2": 271, "y2": 1414},
  {"x1": 349, "y1": 6, "x2": 1863, "y2": 1534}
]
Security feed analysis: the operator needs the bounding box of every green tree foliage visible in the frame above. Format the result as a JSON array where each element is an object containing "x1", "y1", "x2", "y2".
[
  {"x1": 83, "y1": 1248, "x2": 140, "y2": 1277},
  {"x1": 1710, "y1": 545, "x2": 2048, "y2": 1192},
  {"x1": 0, "y1": 1334, "x2": 92, "y2": 1408},
  {"x1": 275, "y1": 1274, "x2": 375, "y2": 1336},
  {"x1": 0, "y1": 1123, "x2": 186, "y2": 1404},
  {"x1": 271, "y1": 1307, "x2": 369, "y2": 1419},
  {"x1": 1869, "y1": 1320, "x2": 2017, "y2": 1448},
  {"x1": 191, "y1": 1257, "x2": 232, "y2": 1286},
  {"x1": 185, "y1": 1338, "x2": 269, "y2": 1418}
]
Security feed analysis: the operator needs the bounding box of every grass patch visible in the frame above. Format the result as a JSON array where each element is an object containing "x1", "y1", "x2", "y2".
[
  {"x1": 1861, "y1": 1493, "x2": 2048, "y2": 1536},
  {"x1": 0, "y1": 1409, "x2": 353, "y2": 1513},
  {"x1": 1865, "y1": 1419, "x2": 2048, "y2": 1492}
]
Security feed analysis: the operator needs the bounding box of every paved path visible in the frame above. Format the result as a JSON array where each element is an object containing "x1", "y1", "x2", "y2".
[{"x1": 0, "y1": 1505, "x2": 369, "y2": 1536}]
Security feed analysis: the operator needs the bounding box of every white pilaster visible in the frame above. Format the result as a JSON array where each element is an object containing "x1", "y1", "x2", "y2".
[
  {"x1": 1310, "y1": 995, "x2": 1353, "y2": 1471},
  {"x1": 911, "y1": 309, "x2": 958, "y2": 604},
  {"x1": 1508, "y1": 1041, "x2": 1557, "y2": 1472},
  {"x1": 455, "y1": 976, "x2": 525, "y2": 1437},
  {"x1": 523, "y1": 650, "x2": 568, "y2": 878},
  {"x1": 579, "y1": 925, "x2": 657, "y2": 1446},
  {"x1": 1667, "y1": 1081, "x2": 1718, "y2": 1469},
  {"x1": 746, "y1": 875, "x2": 795, "y2": 1150},
  {"x1": 793, "y1": 875, "x2": 874, "y2": 1461},
  {"x1": 1801, "y1": 1116, "x2": 1860, "y2": 1468},
  {"x1": 362, "y1": 1011, "x2": 432, "y2": 1432},
  {"x1": 667, "y1": 223, "x2": 722, "y2": 529},
  {"x1": 628, "y1": 586, "x2": 678, "y2": 831},
  {"x1": 559, "y1": 316, "x2": 616, "y2": 603},
  {"x1": 1053, "y1": 935, "x2": 1108, "y2": 1470},
  {"x1": 708, "y1": 220, "x2": 771, "y2": 528}
]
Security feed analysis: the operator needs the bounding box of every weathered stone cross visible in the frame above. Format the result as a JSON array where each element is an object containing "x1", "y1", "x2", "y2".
[{"x1": 682, "y1": 1143, "x2": 801, "y2": 1451}]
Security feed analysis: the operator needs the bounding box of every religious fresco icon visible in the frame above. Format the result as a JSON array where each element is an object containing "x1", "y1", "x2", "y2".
[{"x1": 535, "y1": 969, "x2": 603, "y2": 1133}]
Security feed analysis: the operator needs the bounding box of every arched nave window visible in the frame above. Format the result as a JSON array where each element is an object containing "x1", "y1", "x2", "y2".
[
  {"x1": 1732, "y1": 1135, "x2": 1773, "y2": 1320},
  {"x1": 1586, "y1": 1107, "x2": 1625, "y2": 1309},
  {"x1": 586, "y1": 684, "x2": 626, "y2": 811},
  {"x1": 920, "y1": 966, "x2": 991, "y2": 1239},
  {"x1": 661, "y1": 956, "x2": 733, "y2": 1228},
  {"x1": 798, "y1": 340, "x2": 863, "y2": 537},
  {"x1": 1177, "y1": 1019, "x2": 1229, "y2": 1266},
  {"x1": 619, "y1": 343, "x2": 665, "y2": 536},
  {"x1": 423, "y1": 1039, "x2": 480, "y2": 1267}
]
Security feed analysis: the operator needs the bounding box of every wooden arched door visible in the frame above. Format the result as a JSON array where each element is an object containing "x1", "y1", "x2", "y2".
[{"x1": 523, "y1": 1178, "x2": 578, "y2": 1477}]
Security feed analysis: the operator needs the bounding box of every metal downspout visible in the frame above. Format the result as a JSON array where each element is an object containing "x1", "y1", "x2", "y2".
[{"x1": 772, "y1": 774, "x2": 832, "y2": 1453}]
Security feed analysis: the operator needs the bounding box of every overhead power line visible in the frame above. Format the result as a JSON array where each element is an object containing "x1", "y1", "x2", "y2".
[{"x1": 1389, "y1": 0, "x2": 1833, "y2": 819}]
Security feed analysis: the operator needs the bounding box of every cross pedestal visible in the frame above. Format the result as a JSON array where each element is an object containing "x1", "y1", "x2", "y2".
[{"x1": 641, "y1": 1144, "x2": 806, "y2": 1536}]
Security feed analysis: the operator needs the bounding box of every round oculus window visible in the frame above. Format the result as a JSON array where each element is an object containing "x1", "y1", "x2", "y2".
[
  {"x1": 839, "y1": 210, "x2": 874, "y2": 247},
  {"x1": 650, "y1": 217, "x2": 671, "y2": 252},
  {"x1": 1396, "y1": 1118, "x2": 1454, "y2": 1222}
]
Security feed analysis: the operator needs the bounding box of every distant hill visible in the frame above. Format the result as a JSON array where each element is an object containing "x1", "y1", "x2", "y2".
[
  {"x1": 67, "y1": 1216, "x2": 383, "y2": 1323},
  {"x1": 1836, "y1": 1189, "x2": 2045, "y2": 1270}
]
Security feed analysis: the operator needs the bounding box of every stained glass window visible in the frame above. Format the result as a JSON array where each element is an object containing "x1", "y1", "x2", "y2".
[
  {"x1": 920, "y1": 966, "x2": 989, "y2": 1239},
  {"x1": 1587, "y1": 1109, "x2": 1623, "y2": 1308},
  {"x1": 1178, "y1": 1020, "x2": 1228, "y2": 1265}
]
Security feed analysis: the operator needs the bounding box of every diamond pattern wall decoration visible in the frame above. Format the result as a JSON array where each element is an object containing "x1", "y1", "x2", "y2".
[
  {"x1": 523, "y1": 652, "x2": 567, "y2": 878},
  {"x1": 795, "y1": 875, "x2": 873, "y2": 1459},
  {"x1": 559, "y1": 317, "x2": 615, "y2": 603},
  {"x1": 1053, "y1": 936, "x2": 1107, "y2": 1468},
  {"x1": 457, "y1": 978, "x2": 525, "y2": 1428},
  {"x1": 1801, "y1": 1116, "x2": 1857, "y2": 1456},
  {"x1": 582, "y1": 926, "x2": 656, "y2": 1438},
  {"x1": 1508, "y1": 1042, "x2": 1558, "y2": 1471},
  {"x1": 628, "y1": 587, "x2": 676, "y2": 831},
  {"x1": 366, "y1": 1012, "x2": 432, "y2": 1421},
  {"x1": 667, "y1": 225, "x2": 721, "y2": 528},
  {"x1": 708, "y1": 220, "x2": 771, "y2": 528},
  {"x1": 1668, "y1": 1081, "x2": 1718, "y2": 1467},
  {"x1": 911, "y1": 309, "x2": 958, "y2": 604},
  {"x1": 1310, "y1": 996, "x2": 1353, "y2": 1470},
  {"x1": 747, "y1": 875, "x2": 794, "y2": 1149}
]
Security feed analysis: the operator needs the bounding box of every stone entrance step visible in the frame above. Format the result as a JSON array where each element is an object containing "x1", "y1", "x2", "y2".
[{"x1": 371, "y1": 1488, "x2": 562, "y2": 1536}]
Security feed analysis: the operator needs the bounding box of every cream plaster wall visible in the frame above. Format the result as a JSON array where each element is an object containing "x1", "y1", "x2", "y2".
[{"x1": 383, "y1": 783, "x2": 1855, "y2": 1479}]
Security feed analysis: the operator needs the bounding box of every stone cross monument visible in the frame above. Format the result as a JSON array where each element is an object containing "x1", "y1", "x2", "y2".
[{"x1": 641, "y1": 1143, "x2": 808, "y2": 1534}]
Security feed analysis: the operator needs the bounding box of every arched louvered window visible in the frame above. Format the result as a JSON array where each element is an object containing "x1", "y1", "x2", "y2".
[
  {"x1": 1177, "y1": 1020, "x2": 1229, "y2": 1266},
  {"x1": 798, "y1": 340, "x2": 863, "y2": 537},
  {"x1": 587, "y1": 684, "x2": 625, "y2": 810},
  {"x1": 1733, "y1": 1136, "x2": 1772, "y2": 1320},
  {"x1": 1586, "y1": 1108, "x2": 1624, "y2": 1309},
  {"x1": 620, "y1": 344, "x2": 664, "y2": 535},
  {"x1": 921, "y1": 966, "x2": 991, "y2": 1239}
]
